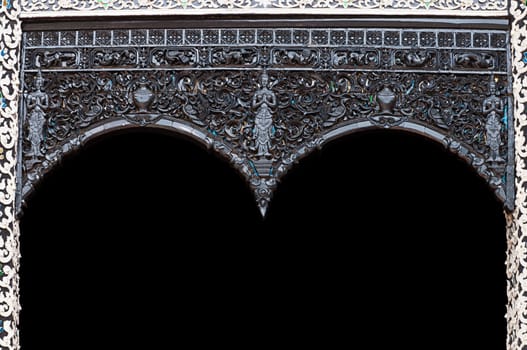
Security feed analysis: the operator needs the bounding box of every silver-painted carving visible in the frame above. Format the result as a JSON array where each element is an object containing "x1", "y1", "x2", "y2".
[
  {"x1": 252, "y1": 71, "x2": 276, "y2": 157},
  {"x1": 25, "y1": 71, "x2": 48, "y2": 160}
]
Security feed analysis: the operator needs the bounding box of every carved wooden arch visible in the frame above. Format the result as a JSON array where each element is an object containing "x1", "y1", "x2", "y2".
[
  {"x1": 6, "y1": 1, "x2": 527, "y2": 350},
  {"x1": 321, "y1": 119, "x2": 511, "y2": 198},
  {"x1": 21, "y1": 109, "x2": 513, "y2": 219},
  {"x1": 18, "y1": 23, "x2": 514, "y2": 216}
]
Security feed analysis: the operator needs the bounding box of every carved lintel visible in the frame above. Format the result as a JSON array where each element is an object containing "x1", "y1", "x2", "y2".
[
  {"x1": 24, "y1": 29, "x2": 508, "y2": 74},
  {"x1": 19, "y1": 67, "x2": 511, "y2": 215}
]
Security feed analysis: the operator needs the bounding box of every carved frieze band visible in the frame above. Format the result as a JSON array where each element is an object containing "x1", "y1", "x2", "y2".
[
  {"x1": 20, "y1": 69, "x2": 512, "y2": 214},
  {"x1": 0, "y1": 0, "x2": 21, "y2": 350},
  {"x1": 20, "y1": 0, "x2": 508, "y2": 16},
  {"x1": 25, "y1": 28, "x2": 508, "y2": 49},
  {"x1": 23, "y1": 28, "x2": 509, "y2": 74},
  {"x1": 20, "y1": 27, "x2": 512, "y2": 217}
]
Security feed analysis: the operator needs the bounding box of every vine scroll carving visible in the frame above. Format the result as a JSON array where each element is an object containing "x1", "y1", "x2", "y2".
[
  {"x1": 0, "y1": 0, "x2": 21, "y2": 349},
  {"x1": 20, "y1": 27, "x2": 513, "y2": 217}
]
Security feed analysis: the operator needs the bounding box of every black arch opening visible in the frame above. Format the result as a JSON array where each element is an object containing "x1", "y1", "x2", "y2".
[
  {"x1": 266, "y1": 129, "x2": 506, "y2": 348},
  {"x1": 20, "y1": 128, "x2": 506, "y2": 349}
]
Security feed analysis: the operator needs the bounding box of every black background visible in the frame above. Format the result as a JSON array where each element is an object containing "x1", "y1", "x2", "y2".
[{"x1": 20, "y1": 129, "x2": 506, "y2": 348}]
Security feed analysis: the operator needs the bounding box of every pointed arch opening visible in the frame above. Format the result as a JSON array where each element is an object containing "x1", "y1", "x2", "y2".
[
  {"x1": 19, "y1": 127, "x2": 506, "y2": 349},
  {"x1": 263, "y1": 128, "x2": 507, "y2": 349},
  {"x1": 19, "y1": 129, "x2": 261, "y2": 349}
]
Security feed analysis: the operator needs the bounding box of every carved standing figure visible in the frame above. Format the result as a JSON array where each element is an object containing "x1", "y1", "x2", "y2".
[
  {"x1": 26, "y1": 71, "x2": 49, "y2": 159},
  {"x1": 483, "y1": 80, "x2": 504, "y2": 115},
  {"x1": 483, "y1": 79, "x2": 505, "y2": 163},
  {"x1": 252, "y1": 71, "x2": 276, "y2": 156},
  {"x1": 485, "y1": 110, "x2": 504, "y2": 162}
]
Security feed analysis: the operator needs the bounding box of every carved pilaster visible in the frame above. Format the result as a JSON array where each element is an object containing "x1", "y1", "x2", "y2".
[
  {"x1": 508, "y1": 1, "x2": 527, "y2": 349},
  {"x1": 19, "y1": 0, "x2": 508, "y2": 17},
  {"x1": 0, "y1": 0, "x2": 21, "y2": 349}
]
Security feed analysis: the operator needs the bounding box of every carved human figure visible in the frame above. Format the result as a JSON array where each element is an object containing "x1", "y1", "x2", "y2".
[
  {"x1": 26, "y1": 73, "x2": 49, "y2": 158},
  {"x1": 483, "y1": 81, "x2": 504, "y2": 115},
  {"x1": 483, "y1": 80, "x2": 505, "y2": 163},
  {"x1": 252, "y1": 71, "x2": 276, "y2": 156},
  {"x1": 485, "y1": 110, "x2": 504, "y2": 163}
]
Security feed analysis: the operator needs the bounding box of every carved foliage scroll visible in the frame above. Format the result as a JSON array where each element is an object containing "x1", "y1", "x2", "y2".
[
  {"x1": 20, "y1": 27, "x2": 512, "y2": 217},
  {"x1": 20, "y1": 0, "x2": 507, "y2": 13},
  {"x1": 0, "y1": 0, "x2": 21, "y2": 349},
  {"x1": 507, "y1": 1, "x2": 527, "y2": 350}
]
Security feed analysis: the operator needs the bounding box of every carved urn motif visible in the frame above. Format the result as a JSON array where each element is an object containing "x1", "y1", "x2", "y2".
[
  {"x1": 133, "y1": 78, "x2": 154, "y2": 112},
  {"x1": 376, "y1": 85, "x2": 396, "y2": 114}
]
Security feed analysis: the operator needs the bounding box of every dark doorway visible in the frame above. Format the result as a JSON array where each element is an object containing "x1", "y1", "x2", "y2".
[{"x1": 20, "y1": 129, "x2": 506, "y2": 349}]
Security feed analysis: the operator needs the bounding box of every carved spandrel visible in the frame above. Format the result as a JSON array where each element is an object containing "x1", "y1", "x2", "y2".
[
  {"x1": 22, "y1": 71, "x2": 508, "y2": 155},
  {"x1": 20, "y1": 70, "x2": 510, "y2": 216}
]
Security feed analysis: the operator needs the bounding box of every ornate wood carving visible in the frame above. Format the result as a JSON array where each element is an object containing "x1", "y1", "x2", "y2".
[
  {"x1": 20, "y1": 0, "x2": 508, "y2": 14},
  {"x1": 507, "y1": 1, "x2": 527, "y2": 349},
  {"x1": 20, "y1": 27, "x2": 513, "y2": 217},
  {"x1": 0, "y1": 0, "x2": 21, "y2": 349}
]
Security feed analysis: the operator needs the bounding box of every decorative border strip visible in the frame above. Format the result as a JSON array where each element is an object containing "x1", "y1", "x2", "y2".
[
  {"x1": 24, "y1": 28, "x2": 508, "y2": 50},
  {"x1": 0, "y1": 2, "x2": 520, "y2": 350},
  {"x1": 21, "y1": 28, "x2": 509, "y2": 75},
  {"x1": 19, "y1": 0, "x2": 508, "y2": 17},
  {"x1": 0, "y1": 0, "x2": 21, "y2": 349},
  {"x1": 508, "y1": 1, "x2": 527, "y2": 349}
]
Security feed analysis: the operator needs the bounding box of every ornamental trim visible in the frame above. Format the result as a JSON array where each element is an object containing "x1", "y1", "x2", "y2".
[{"x1": 20, "y1": 0, "x2": 508, "y2": 17}]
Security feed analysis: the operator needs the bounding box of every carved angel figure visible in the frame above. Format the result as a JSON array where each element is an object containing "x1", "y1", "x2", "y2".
[
  {"x1": 483, "y1": 80, "x2": 505, "y2": 163},
  {"x1": 482, "y1": 81, "x2": 504, "y2": 115},
  {"x1": 252, "y1": 71, "x2": 276, "y2": 156},
  {"x1": 485, "y1": 110, "x2": 504, "y2": 163},
  {"x1": 26, "y1": 73, "x2": 49, "y2": 158}
]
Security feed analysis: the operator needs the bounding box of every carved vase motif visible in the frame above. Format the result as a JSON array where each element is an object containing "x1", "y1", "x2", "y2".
[
  {"x1": 133, "y1": 81, "x2": 154, "y2": 112},
  {"x1": 376, "y1": 86, "x2": 396, "y2": 114}
]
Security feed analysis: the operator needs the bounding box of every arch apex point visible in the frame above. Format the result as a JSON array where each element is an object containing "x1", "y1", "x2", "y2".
[{"x1": 258, "y1": 202, "x2": 268, "y2": 218}]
